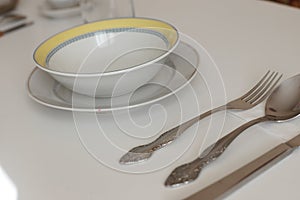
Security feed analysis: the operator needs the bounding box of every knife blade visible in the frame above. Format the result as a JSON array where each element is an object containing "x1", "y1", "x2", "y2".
[{"x1": 185, "y1": 134, "x2": 300, "y2": 200}]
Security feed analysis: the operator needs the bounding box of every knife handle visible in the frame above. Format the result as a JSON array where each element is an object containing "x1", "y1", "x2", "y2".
[{"x1": 185, "y1": 143, "x2": 295, "y2": 200}]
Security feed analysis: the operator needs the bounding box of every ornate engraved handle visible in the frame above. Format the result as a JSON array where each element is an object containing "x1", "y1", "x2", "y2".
[
  {"x1": 165, "y1": 116, "x2": 269, "y2": 187},
  {"x1": 119, "y1": 105, "x2": 227, "y2": 164}
]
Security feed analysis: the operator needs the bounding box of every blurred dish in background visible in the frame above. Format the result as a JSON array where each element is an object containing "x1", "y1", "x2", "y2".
[{"x1": 0, "y1": 0, "x2": 18, "y2": 14}]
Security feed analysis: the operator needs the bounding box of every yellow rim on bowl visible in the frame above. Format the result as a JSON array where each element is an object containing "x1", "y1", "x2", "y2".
[{"x1": 33, "y1": 17, "x2": 179, "y2": 77}]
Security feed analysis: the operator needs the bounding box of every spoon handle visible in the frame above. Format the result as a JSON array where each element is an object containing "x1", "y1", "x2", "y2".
[{"x1": 165, "y1": 116, "x2": 270, "y2": 187}]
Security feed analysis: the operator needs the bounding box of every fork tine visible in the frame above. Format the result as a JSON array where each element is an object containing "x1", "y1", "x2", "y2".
[
  {"x1": 240, "y1": 70, "x2": 270, "y2": 99},
  {"x1": 243, "y1": 71, "x2": 275, "y2": 102},
  {"x1": 247, "y1": 72, "x2": 278, "y2": 103},
  {"x1": 249, "y1": 73, "x2": 283, "y2": 105}
]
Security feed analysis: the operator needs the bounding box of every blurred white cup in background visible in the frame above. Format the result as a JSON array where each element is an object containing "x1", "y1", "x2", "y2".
[
  {"x1": 80, "y1": 0, "x2": 135, "y2": 23},
  {"x1": 46, "y1": 0, "x2": 80, "y2": 9}
]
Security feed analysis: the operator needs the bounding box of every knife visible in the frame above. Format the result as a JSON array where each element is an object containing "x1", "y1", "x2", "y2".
[
  {"x1": 0, "y1": 21, "x2": 33, "y2": 37},
  {"x1": 185, "y1": 134, "x2": 300, "y2": 200}
]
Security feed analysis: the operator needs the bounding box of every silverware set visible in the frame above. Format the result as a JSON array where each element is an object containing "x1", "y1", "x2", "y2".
[{"x1": 119, "y1": 71, "x2": 300, "y2": 190}]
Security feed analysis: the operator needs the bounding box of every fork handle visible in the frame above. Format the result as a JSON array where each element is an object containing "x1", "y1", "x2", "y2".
[
  {"x1": 146, "y1": 105, "x2": 228, "y2": 152},
  {"x1": 188, "y1": 116, "x2": 270, "y2": 175}
]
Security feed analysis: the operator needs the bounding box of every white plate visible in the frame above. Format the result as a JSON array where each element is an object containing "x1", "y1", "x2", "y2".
[
  {"x1": 40, "y1": 1, "x2": 81, "y2": 19},
  {"x1": 27, "y1": 41, "x2": 198, "y2": 112}
]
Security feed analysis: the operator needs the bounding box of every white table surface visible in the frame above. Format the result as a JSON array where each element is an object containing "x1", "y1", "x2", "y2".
[{"x1": 0, "y1": 0, "x2": 299, "y2": 199}]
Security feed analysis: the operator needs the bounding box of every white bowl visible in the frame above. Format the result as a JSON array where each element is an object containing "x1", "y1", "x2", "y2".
[{"x1": 33, "y1": 18, "x2": 179, "y2": 97}]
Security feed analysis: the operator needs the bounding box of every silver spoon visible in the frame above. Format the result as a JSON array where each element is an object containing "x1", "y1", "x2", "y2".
[{"x1": 165, "y1": 74, "x2": 300, "y2": 187}]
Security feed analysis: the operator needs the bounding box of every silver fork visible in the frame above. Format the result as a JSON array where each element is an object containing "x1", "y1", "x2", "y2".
[{"x1": 119, "y1": 71, "x2": 282, "y2": 165}]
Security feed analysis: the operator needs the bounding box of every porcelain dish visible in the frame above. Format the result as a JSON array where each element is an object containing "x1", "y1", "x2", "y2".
[
  {"x1": 28, "y1": 41, "x2": 198, "y2": 112},
  {"x1": 33, "y1": 18, "x2": 179, "y2": 97}
]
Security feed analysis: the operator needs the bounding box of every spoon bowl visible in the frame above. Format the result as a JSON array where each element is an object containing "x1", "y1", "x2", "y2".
[{"x1": 265, "y1": 74, "x2": 300, "y2": 121}]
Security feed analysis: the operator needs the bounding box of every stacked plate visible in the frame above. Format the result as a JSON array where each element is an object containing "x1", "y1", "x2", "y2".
[{"x1": 28, "y1": 17, "x2": 199, "y2": 112}]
